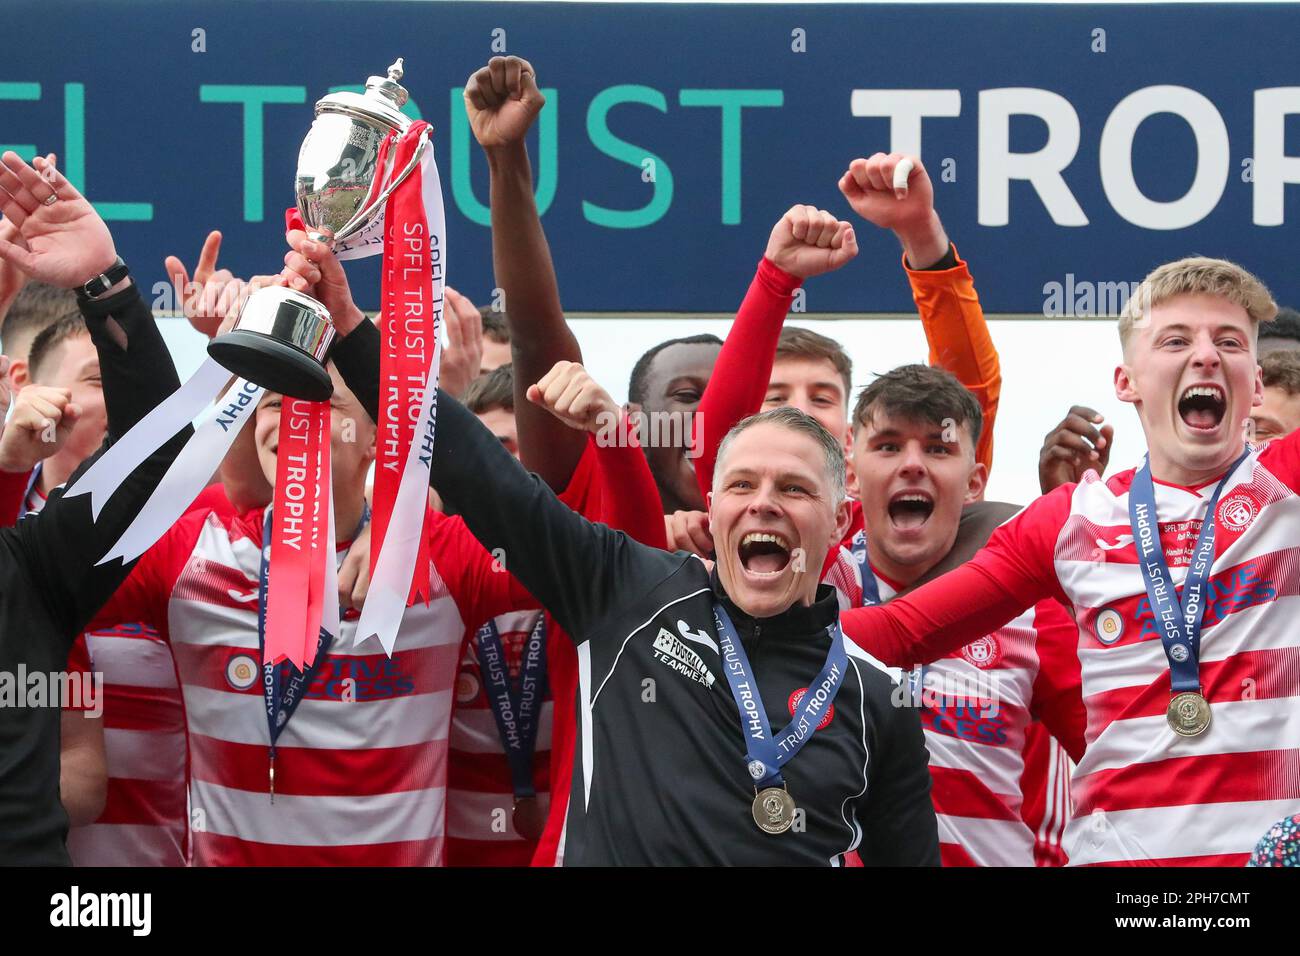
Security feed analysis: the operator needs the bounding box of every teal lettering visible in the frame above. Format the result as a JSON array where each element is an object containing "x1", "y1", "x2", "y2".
[
  {"x1": 199, "y1": 85, "x2": 307, "y2": 221},
  {"x1": 450, "y1": 86, "x2": 557, "y2": 225},
  {"x1": 583, "y1": 85, "x2": 673, "y2": 229},
  {"x1": 0, "y1": 82, "x2": 40, "y2": 159},
  {"x1": 678, "y1": 89, "x2": 783, "y2": 224},
  {"x1": 64, "y1": 84, "x2": 152, "y2": 221}
]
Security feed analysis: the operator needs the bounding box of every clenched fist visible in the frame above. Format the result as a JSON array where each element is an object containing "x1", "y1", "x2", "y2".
[
  {"x1": 764, "y1": 205, "x2": 858, "y2": 280},
  {"x1": 0, "y1": 385, "x2": 82, "y2": 473},
  {"x1": 526, "y1": 361, "x2": 619, "y2": 434},
  {"x1": 838, "y1": 153, "x2": 949, "y2": 269},
  {"x1": 463, "y1": 56, "x2": 545, "y2": 150},
  {"x1": 663, "y1": 509, "x2": 714, "y2": 558}
]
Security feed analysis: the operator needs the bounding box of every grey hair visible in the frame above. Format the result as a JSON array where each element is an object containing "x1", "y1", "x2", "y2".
[{"x1": 713, "y1": 406, "x2": 846, "y2": 505}]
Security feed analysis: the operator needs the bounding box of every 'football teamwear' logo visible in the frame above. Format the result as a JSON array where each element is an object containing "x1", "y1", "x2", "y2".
[
  {"x1": 1218, "y1": 494, "x2": 1257, "y2": 531},
  {"x1": 960, "y1": 636, "x2": 1001, "y2": 669},
  {"x1": 226, "y1": 654, "x2": 259, "y2": 690},
  {"x1": 1095, "y1": 608, "x2": 1125, "y2": 645}
]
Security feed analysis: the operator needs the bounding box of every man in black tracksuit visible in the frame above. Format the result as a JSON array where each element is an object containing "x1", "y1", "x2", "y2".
[
  {"x1": 0, "y1": 154, "x2": 185, "y2": 864},
  {"x1": 331, "y1": 318, "x2": 939, "y2": 865}
]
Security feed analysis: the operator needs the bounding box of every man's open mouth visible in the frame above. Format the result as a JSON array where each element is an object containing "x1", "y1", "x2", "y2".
[
  {"x1": 888, "y1": 491, "x2": 934, "y2": 531},
  {"x1": 738, "y1": 531, "x2": 792, "y2": 575},
  {"x1": 1177, "y1": 384, "x2": 1227, "y2": 431}
]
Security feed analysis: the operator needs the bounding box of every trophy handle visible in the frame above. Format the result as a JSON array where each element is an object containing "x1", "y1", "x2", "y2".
[{"x1": 332, "y1": 127, "x2": 431, "y2": 245}]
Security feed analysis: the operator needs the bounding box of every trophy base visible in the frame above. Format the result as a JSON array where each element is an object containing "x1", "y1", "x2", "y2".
[{"x1": 208, "y1": 330, "x2": 335, "y2": 402}]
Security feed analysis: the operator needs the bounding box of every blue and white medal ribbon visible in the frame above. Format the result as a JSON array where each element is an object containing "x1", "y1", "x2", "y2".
[
  {"x1": 712, "y1": 600, "x2": 848, "y2": 833},
  {"x1": 1128, "y1": 449, "x2": 1249, "y2": 736}
]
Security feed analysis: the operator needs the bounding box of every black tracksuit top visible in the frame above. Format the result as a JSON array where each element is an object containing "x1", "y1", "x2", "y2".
[
  {"x1": 0, "y1": 282, "x2": 185, "y2": 865},
  {"x1": 334, "y1": 321, "x2": 939, "y2": 866}
]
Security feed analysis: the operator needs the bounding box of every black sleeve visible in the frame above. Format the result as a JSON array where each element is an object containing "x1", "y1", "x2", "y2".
[
  {"x1": 331, "y1": 321, "x2": 679, "y2": 641},
  {"x1": 12, "y1": 280, "x2": 188, "y2": 638},
  {"x1": 857, "y1": 685, "x2": 941, "y2": 866}
]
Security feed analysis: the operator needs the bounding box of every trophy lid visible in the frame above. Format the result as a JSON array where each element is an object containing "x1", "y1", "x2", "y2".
[{"x1": 315, "y1": 58, "x2": 413, "y2": 134}]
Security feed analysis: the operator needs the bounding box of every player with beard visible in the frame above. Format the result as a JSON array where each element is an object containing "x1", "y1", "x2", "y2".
[{"x1": 842, "y1": 257, "x2": 1300, "y2": 866}]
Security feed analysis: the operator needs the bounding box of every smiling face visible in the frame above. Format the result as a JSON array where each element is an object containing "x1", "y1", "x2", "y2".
[
  {"x1": 709, "y1": 419, "x2": 851, "y2": 619},
  {"x1": 253, "y1": 363, "x2": 377, "y2": 503},
  {"x1": 1116, "y1": 293, "x2": 1263, "y2": 486},
  {"x1": 636, "y1": 340, "x2": 720, "y2": 513},
  {"x1": 850, "y1": 408, "x2": 985, "y2": 586}
]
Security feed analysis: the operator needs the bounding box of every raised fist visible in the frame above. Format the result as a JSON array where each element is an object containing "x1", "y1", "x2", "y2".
[
  {"x1": 663, "y1": 509, "x2": 714, "y2": 558},
  {"x1": 839, "y1": 153, "x2": 949, "y2": 268},
  {"x1": 526, "y1": 360, "x2": 619, "y2": 435},
  {"x1": 0, "y1": 384, "x2": 82, "y2": 473},
  {"x1": 463, "y1": 56, "x2": 545, "y2": 150},
  {"x1": 764, "y1": 205, "x2": 858, "y2": 280}
]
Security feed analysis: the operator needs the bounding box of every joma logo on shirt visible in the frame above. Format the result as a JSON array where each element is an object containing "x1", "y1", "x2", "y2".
[{"x1": 652, "y1": 628, "x2": 716, "y2": 687}]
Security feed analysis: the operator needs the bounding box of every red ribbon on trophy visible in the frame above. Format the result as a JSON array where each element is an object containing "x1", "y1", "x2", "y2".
[
  {"x1": 370, "y1": 120, "x2": 437, "y2": 605},
  {"x1": 264, "y1": 398, "x2": 332, "y2": 670}
]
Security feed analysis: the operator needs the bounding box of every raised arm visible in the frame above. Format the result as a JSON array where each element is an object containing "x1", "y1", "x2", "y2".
[
  {"x1": 463, "y1": 56, "x2": 586, "y2": 493},
  {"x1": 841, "y1": 484, "x2": 1072, "y2": 668},
  {"x1": 331, "y1": 319, "x2": 679, "y2": 640},
  {"x1": 840, "y1": 153, "x2": 1000, "y2": 473},
  {"x1": 692, "y1": 205, "x2": 858, "y2": 499},
  {"x1": 525, "y1": 359, "x2": 668, "y2": 549},
  {"x1": 0, "y1": 152, "x2": 187, "y2": 636}
]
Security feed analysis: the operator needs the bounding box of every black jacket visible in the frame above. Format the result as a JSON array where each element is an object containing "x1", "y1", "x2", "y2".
[
  {"x1": 0, "y1": 282, "x2": 185, "y2": 865},
  {"x1": 335, "y1": 322, "x2": 939, "y2": 866}
]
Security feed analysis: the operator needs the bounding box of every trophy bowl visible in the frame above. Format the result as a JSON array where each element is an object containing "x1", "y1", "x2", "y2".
[
  {"x1": 208, "y1": 287, "x2": 336, "y2": 401},
  {"x1": 209, "y1": 58, "x2": 427, "y2": 400}
]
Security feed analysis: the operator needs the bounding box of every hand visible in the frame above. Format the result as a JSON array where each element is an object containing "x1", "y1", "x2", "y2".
[
  {"x1": 764, "y1": 205, "x2": 858, "y2": 280},
  {"x1": 1038, "y1": 405, "x2": 1114, "y2": 494},
  {"x1": 463, "y1": 56, "x2": 546, "y2": 150},
  {"x1": 664, "y1": 510, "x2": 714, "y2": 558},
  {"x1": 0, "y1": 152, "x2": 57, "y2": 310},
  {"x1": 281, "y1": 230, "x2": 365, "y2": 336},
  {"x1": 337, "y1": 520, "x2": 371, "y2": 611},
  {"x1": 0, "y1": 152, "x2": 116, "y2": 289},
  {"x1": 164, "y1": 230, "x2": 235, "y2": 338},
  {"x1": 838, "y1": 153, "x2": 949, "y2": 268},
  {"x1": 439, "y1": 286, "x2": 484, "y2": 399},
  {"x1": 525, "y1": 360, "x2": 619, "y2": 434},
  {"x1": 0, "y1": 385, "x2": 82, "y2": 472}
]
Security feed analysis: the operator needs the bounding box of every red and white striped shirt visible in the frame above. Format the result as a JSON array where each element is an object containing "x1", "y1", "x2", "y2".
[
  {"x1": 845, "y1": 430, "x2": 1300, "y2": 866},
  {"x1": 826, "y1": 543, "x2": 1083, "y2": 867},
  {"x1": 91, "y1": 504, "x2": 529, "y2": 866},
  {"x1": 65, "y1": 623, "x2": 189, "y2": 867},
  {"x1": 20, "y1": 486, "x2": 191, "y2": 867},
  {"x1": 446, "y1": 609, "x2": 555, "y2": 866}
]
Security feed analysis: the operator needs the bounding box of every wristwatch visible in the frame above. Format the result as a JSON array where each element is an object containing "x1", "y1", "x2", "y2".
[{"x1": 77, "y1": 256, "x2": 130, "y2": 302}]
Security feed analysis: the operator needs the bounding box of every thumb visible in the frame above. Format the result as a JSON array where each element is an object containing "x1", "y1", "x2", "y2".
[
  {"x1": 56, "y1": 403, "x2": 82, "y2": 437},
  {"x1": 0, "y1": 237, "x2": 36, "y2": 276},
  {"x1": 525, "y1": 383, "x2": 544, "y2": 405}
]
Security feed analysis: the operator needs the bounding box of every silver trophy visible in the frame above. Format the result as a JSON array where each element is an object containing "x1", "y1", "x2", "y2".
[{"x1": 208, "y1": 59, "x2": 430, "y2": 400}]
